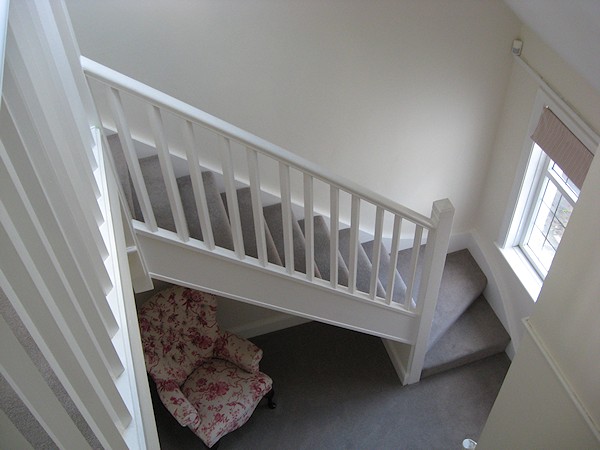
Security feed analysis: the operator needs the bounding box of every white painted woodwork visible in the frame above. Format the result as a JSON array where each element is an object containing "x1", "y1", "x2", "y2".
[
  {"x1": 404, "y1": 199, "x2": 455, "y2": 384},
  {"x1": 219, "y1": 135, "x2": 245, "y2": 259},
  {"x1": 3, "y1": 45, "x2": 117, "y2": 337},
  {"x1": 303, "y1": 173, "x2": 314, "y2": 281},
  {"x1": 47, "y1": 0, "x2": 99, "y2": 149},
  {"x1": 329, "y1": 186, "x2": 340, "y2": 288},
  {"x1": 0, "y1": 0, "x2": 10, "y2": 103},
  {"x1": 0, "y1": 2, "x2": 159, "y2": 447},
  {"x1": 404, "y1": 226, "x2": 423, "y2": 310},
  {"x1": 10, "y1": 1, "x2": 101, "y2": 208},
  {"x1": 11, "y1": 11, "x2": 106, "y2": 266},
  {"x1": 82, "y1": 58, "x2": 434, "y2": 229},
  {"x1": 0, "y1": 313, "x2": 92, "y2": 450},
  {"x1": 107, "y1": 86, "x2": 158, "y2": 231},
  {"x1": 147, "y1": 104, "x2": 189, "y2": 242},
  {"x1": 247, "y1": 147, "x2": 268, "y2": 266},
  {"x1": 27, "y1": 0, "x2": 98, "y2": 177},
  {"x1": 182, "y1": 120, "x2": 215, "y2": 249},
  {"x1": 385, "y1": 215, "x2": 402, "y2": 305},
  {"x1": 0, "y1": 215, "x2": 129, "y2": 450},
  {"x1": 4, "y1": 36, "x2": 112, "y2": 294},
  {"x1": 137, "y1": 231, "x2": 420, "y2": 343},
  {"x1": 369, "y1": 206, "x2": 384, "y2": 300},
  {"x1": 99, "y1": 141, "x2": 160, "y2": 448},
  {"x1": 81, "y1": 51, "x2": 458, "y2": 386},
  {"x1": 99, "y1": 128, "x2": 153, "y2": 294},
  {"x1": 347, "y1": 195, "x2": 361, "y2": 294},
  {"x1": 0, "y1": 146, "x2": 123, "y2": 378},
  {"x1": 279, "y1": 162, "x2": 295, "y2": 274}
]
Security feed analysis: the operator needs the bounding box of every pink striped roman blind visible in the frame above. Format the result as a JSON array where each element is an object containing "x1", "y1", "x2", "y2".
[{"x1": 531, "y1": 107, "x2": 594, "y2": 189}]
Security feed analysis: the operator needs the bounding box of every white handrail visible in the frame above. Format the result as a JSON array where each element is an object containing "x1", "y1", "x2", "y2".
[{"x1": 82, "y1": 56, "x2": 433, "y2": 229}]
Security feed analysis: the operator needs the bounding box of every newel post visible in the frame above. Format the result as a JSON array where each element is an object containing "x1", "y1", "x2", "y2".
[{"x1": 404, "y1": 198, "x2": 454, "y2": 384}]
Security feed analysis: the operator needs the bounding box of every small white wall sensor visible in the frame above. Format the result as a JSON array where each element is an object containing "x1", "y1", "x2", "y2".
[{"x1": 512, "y1": 39, "x2": 523, "y2": 56}]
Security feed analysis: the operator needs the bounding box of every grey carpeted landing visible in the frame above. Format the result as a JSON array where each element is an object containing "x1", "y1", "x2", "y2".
[{"x1": 150, "y1": 321, "x2": 510, "y2": 450}]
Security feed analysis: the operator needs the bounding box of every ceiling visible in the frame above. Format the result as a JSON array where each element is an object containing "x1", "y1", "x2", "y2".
[{"x1": 503, "y1": 0, "x2": 600, "y2": 94}]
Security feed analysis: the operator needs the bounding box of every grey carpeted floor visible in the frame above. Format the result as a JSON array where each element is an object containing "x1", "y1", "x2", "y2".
[{"x1": 150, "y1": 321, "x2": 510, "y2": 449}]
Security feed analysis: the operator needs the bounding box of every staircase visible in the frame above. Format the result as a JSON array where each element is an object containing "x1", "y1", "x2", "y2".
[{"x1": 85, "y1": 57, "x2": 509, "y2": 383}]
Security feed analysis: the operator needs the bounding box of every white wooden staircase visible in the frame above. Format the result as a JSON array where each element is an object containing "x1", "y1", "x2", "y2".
[{"x1": 83, "y1": 58, "x2": 456, "y2": 385}]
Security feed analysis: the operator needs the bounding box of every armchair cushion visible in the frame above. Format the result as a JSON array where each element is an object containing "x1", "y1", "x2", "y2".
[{"x1": 181, "y1": 359, "x2": 273, "y2": 448}]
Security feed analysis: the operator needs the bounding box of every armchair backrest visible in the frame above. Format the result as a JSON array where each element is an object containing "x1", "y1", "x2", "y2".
[{"x1": 139, "y1": 286, "x2": 220, "y2": 385}]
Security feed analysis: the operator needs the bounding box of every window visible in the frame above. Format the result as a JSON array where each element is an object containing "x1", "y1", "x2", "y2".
[
  {"x1": 500, "y1": 90, "x2": 597, "y2": 294},
  {"x1": 518, "y1": 146, "x2": 579, "y2": 277}
]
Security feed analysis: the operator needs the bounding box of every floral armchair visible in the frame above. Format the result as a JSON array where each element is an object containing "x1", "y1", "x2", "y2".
[{"x1": 139, "y1": 286, "x2": 275, "y2": 448}]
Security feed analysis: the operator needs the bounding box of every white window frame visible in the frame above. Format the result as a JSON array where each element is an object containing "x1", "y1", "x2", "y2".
[
  {"x1": 498, "y1": 88, "x2": 598, "y2": 300},
  {"x1": 517, "y1": 148, "x2": 579, "y2": 278}
]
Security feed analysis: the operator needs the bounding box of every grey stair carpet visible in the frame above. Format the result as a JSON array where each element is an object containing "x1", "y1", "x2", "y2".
[
  {"x1": 338, "y1": 228, "x2": 385, "y2": 297},
  {"x1": 139, "y1": 155, "x2": 176, "y2": 233},
  {"x1": 298, "y1": 216, "x2": 350, "y2": 286},
  {"x1": 422, "y1": 295, "x2": 510, "y2": 378},
  {"x1": 175, "y1": 173, "x2": 234, "y2": 251},
  {"x1": 107, "y1": 134, "x2": 137, "y2": 217},
  {"x1": 221, "y1": 188, "x2": 282, "y2": 265},
  {"x1": 397, "y1": 247, "x2": 487, "y2": 350},
  {"x1": 263, "y1": 203, "x2": 321, "y2": 277},
  {"x1": 362, "y1": 240, "x2": 407, "y2": 304}
]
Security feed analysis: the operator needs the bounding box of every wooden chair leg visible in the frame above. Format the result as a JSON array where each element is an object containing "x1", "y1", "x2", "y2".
[{"x1": 266, "y1": 386, "x2": 277, "y2": 409}]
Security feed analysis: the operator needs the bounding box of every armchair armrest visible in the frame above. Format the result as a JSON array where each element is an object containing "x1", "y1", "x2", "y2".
[
  {"x1": 154, "y1": 379, "x2": 199, "y2": 428},
  {"x1": 214, "y1": 330, "x2": 263, "y2": 373}
]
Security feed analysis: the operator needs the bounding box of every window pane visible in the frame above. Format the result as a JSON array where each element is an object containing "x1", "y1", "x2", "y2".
[
  {"x1": 547, "y1": 216, "x2": 565, "y2": 250},
  {"x1": 556, "y1": 195, "x2": 573, "y2": 228},
  {"x1": 532, "y1": 202, "x2": 552, "y2": 236},
  {"x1": 540, "y1": 240, "x2": 556, "y2": 271},
  {"x1": 521, "y1": 168, "x2": 578, "y2": 278},
  {"x1": 541, "y1": 179, "x2": 560, "y2": 211}
]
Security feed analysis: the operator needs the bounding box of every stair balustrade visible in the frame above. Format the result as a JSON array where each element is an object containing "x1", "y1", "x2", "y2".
[{"x1": 82, "y1": 56, "x2": 454, "y2": 383}]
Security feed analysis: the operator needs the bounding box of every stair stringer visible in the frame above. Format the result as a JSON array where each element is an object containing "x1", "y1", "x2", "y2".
[{"x1": 135, "y1": 228, "x2": 420, "y2": 344}]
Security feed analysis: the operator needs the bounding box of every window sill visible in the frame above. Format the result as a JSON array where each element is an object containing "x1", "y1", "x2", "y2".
[{"x1": 495, "y1": 243, "x2": 543, "y2": 302}]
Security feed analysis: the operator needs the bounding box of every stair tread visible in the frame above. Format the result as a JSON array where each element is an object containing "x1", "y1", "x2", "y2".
[
  {"x1": 177, "y1": 172, "x2": 234, "y2": 250},
  {"x1": 139, "y1": 155, "x2": 177, "y2": 233},
  {"x1": 397, "y1": 247, "x2": 487, "y2": 350},
  {"x1": 222, "y1": 188, "x2": 282, "y2": 265},
  {"x1": 421, "y1": 295, "x2": 510, "y2": 378},
  {"x1": 338, "y1": 229, "x2": 385, "y2": 297},
  {"x1": 263, "y1": 203, "x2": 321, "y2": 277},
  {"x1": 362, "y1": 240, "x2": 407, "y2": 304},
  {"x1": 298, "y1": 216, "x2": 349, "y2": 286},
  {"x1": 107, "y1": 134, "x2": 137, "y2": 217}
]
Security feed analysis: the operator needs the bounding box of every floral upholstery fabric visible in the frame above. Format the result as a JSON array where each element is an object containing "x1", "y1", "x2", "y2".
[
  {"x1": 139, "y1": 286, "x2": 272, "y2": 447},
  {"x1": 182, "y1": 359, "x2": 272, "y2": 448}
]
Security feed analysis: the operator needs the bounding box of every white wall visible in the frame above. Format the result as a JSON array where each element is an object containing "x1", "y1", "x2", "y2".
[
  {"x1": 473, "y1": 25, "x2": 600, "y2": 350},
  {"x1": 66, "y1": 0, "x2": 519, "y2": 233},
  {"x1": 477, "y1": 140, "x2": 600, "y2": 448}
]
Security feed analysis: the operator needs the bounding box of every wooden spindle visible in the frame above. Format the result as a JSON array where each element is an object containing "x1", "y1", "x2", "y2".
[
  {"x1": 147, "y1": 105, "x2": 189, "y2": 242},
  {"x1": 279, "y1": 162, "x2": 294, "y2": 274},
  {"x1": 106, "y1": 87, "x2": 157, "y2": 231},
  {"x1": 304, "y1": 174, "x2": 314, "y2": 280},
  {"x1": 182, "y1": 120, "x2": 215, "y2": 249},
  {"x1": 386, "y1": 214, "x2": 402, "y2": 305},
  {"x1": 219, "y1": 136, "x2": 245, "y2": 259},
  {"x1": 247, "y1": 148, "x2": 268, "y2": 266}
]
